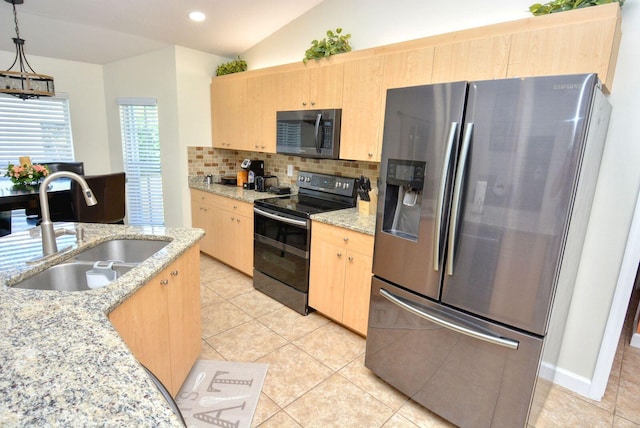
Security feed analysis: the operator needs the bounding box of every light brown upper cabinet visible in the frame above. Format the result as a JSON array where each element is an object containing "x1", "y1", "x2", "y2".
[
  {"x1": 210, "y1": 75, "x2": 249, "y2": 150},
  {"x1": 432, "y1": 35, "x2": 511, "y2": 83},
  {"x1": 277, "y1": 61, "x2": 344, "y2": 111},
  {"x1": 382, "y1": 47, "x2": 435, "y2": 90},
  {"x1": 246, "y1": 72, "x2": 280, "y2": 153},
  {"x1": 340, "y1": 56, "x2": 385, "y2": 162},
  {"x1": 507, "y1": 4, "x2": 621, "y2": 93}
]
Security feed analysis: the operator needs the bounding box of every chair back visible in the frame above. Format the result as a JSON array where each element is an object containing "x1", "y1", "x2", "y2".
[
  {"x1": 43, "y1": 162, "x2": 85, "y2": 175},
  {"x1": 71, "y1": 172, "x2": 126, "y2": 224}
]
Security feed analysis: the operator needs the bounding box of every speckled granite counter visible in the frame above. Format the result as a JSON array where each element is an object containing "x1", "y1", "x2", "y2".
[
  {"x1": 188, "y1": 177, "x2": 376, "y2": 236},
  {"x1": 0, "y1": 223, "x2": 204, "y2": 426},
  {"x1": 311, "y1": 208, "x2": 376, "y2": 236}
]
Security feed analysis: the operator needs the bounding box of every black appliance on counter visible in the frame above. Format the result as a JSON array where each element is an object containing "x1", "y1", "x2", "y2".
[
  {"x1": 253, "y1": 171, "x2": 357, "y2": 315},
  {"x1": 241, "y1": 158, "x2": 264, "y2": 190},
  {"x1": 276, "y1": 109, "x2": 341, "y2": 159}
]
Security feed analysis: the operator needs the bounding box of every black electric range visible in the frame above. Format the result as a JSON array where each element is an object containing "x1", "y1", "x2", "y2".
[{"x1": 253, "y1": 171, "x2": 357, "y2": 315}]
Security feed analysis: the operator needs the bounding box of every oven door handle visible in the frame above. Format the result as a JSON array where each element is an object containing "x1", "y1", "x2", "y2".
[{"x1": 254, "y1": 207, "x2": 309, "y2": 228}]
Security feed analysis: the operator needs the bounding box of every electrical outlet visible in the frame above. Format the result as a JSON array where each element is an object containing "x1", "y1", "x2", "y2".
[{"x1": 287, "y1": 165, "x2": 294, "y2": 177}]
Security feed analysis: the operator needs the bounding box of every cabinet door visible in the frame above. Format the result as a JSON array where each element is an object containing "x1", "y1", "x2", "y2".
[
  {"x1": 211, "y1": 76, "x2": 246, "y2": 149},
  {"x1": 310, "y1": 62, "x2": 344, "y2": 109},
  {"x1": 167, "y1": 245, "x2": 202, "y2": 395},
  {"x1": 342, "y1": 249, "x2": 373, "y2": 336},
  {"x1": 234, "y1": 212, "x2": 254, "y2": 276},
  {"x1": 431, "y1": 35, "x2": 511, "y2": 83},
  {"x1": 508, "y1": 18, "x2": 619, "y2": 89},
  {"x1": 340, "y1": 56, "x2": 385, "y2": 161},
  {"x1": 309, "y1": 236, "x2": 346, "y2": 322},
  {"x1": 247, "y1": 73, "x2": 279, "y2": 153},
  {"x1": 109, "y1": 266, "x2": 172, "y2": 388},
  {"x1": 382, "y1": 47, "x2": 434, "y2": 90},
  {"x1": 278, "y1": 68, "x2": 311, "y2": 111},
  {"x1": 191, "y1": 190, "x2": 216, "y2": 256}
]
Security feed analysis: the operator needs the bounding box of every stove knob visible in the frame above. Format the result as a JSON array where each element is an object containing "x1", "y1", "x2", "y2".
[
  {"x1": 298, "y1": 175, "x2": 304, "y2": 182},
  {"x1": 305, "y1": 177, "x2": 311, "y2": 182},
  {"x1": 335, "y1": 182, "x2": 341, "y2": 188},
  {"x1": 343, "y1": 183, "x2": 350, "y2": 189}
]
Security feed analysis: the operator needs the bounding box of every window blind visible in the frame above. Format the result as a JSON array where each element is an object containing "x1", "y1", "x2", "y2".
[
  {"x1": 118, "y1": 98, "x2": 165, "y2": 226},
  {"x1": 0, "y1": 94, "x2": 74, "y2": 167}
]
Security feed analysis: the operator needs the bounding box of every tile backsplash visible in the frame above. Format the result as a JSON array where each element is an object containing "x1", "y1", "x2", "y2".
[{"x1": 187, "y1": 146, "x2": 380, "y2": 187}]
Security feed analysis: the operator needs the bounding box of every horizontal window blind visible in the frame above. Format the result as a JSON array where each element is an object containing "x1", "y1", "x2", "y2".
[
  {"x1": 0, "y1": 94, "x2": 74, "y2": 168},
  {"x1": 119, "y1": 99, "x2": 165, "y2": 226}
]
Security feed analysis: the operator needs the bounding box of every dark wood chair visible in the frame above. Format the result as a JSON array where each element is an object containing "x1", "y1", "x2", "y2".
[
  {"x1": 26, "y1": 161, "x2": 85, "y2": 221},
  {"x1": 71, "y1": 172, "x2": 126, "y2": 224}
]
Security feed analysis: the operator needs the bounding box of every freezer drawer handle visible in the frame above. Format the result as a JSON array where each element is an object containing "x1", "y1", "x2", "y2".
[
  {"x1": 434, "y1": 122, "x2": 459, "y2": 271},
  {"x1": 379, "y1": 288, "x2": 519, "y2": 350},
  {"x1": 447, "y1": 122, "x2": 473, "y2": 276}
]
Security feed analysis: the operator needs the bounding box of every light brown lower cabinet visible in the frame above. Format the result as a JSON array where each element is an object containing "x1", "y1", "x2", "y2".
[
  {"x1": 309, "y1": 221, "x2": 374, "y2": 336},
  {"x1": 190, "y1": 189, "x2": 254, "y2": 276},
  {"x1": 109, "y1": 245, "x2": 202, "y2": 397}
]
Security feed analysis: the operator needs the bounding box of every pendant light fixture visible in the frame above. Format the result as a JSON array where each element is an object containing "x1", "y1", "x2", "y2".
[{"x1": 0, "y1": 0, "x2": 54, "y2": 100}]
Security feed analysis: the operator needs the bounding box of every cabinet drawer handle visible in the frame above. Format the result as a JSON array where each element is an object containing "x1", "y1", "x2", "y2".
[
  {"x1": 343, "y1": 237, "x2": 349, "y2": 242},
  {"x1": 171, "y1": 270, "x2": 179, "y2": 277},
  {"x1": 160, "y1": 279, "x2": 169, "y2": 286}
]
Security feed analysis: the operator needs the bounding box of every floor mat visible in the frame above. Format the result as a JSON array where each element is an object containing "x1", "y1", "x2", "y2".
[{"x1": 176, "y1": 359, "x2": 268, "y2": 428}]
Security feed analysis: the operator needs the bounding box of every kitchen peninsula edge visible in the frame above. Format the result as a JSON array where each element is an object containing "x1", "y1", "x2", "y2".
[{"x1": 0, "y1": 223, "x2": 204, "y2": 426}]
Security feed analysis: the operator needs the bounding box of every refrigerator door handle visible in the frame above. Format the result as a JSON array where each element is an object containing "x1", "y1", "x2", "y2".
[
  {"x1": 434, "y1": 122, "x2": 459, "y2": 271},
  {"x1": 447, "y1": 122, "x2": 474, "y2": 276},
  {"x1": 380, "y1": 288, "x2": 520, "y2": 350}
]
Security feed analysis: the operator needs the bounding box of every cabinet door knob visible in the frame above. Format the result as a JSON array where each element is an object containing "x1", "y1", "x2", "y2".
[
  {"x1": 231, "y1": 217, "x2": 235, "y2": 221},
  {"x1": 337, "y1": 252, "x2": 342, "y2": 257},
  {"x1": 302, "y1": 101, "x2": 307, "y2": 106},
  {"x1": 348, "y1": 256, "x2": 354, "y2": 262},
  {"x1": 343, "y1": 237, "x2": 349, "y2": 242},
  {"x1": 160, "y1": 279, "x2": 169, "y2": 286},
  {"x1": 171, "y1": 270, "x2": 179, "y2": 277},
  {"x1": 311, "y1": 101, "x2": 316, "y2": 106}
]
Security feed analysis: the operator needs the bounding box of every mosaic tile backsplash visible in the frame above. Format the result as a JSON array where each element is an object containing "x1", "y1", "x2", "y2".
[{"x1": 187, "y1": 146, "x2": 380, "y2": 188}]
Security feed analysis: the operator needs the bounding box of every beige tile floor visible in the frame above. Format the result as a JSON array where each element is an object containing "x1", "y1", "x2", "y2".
[{"x1": 198, "y1": 254, "x2": 640, "y2": 427}]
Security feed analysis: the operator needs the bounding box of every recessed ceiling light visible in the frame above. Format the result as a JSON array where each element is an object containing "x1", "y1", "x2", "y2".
[{"x1": 189, "y1": 11, "x2": 206, "y2": 22}]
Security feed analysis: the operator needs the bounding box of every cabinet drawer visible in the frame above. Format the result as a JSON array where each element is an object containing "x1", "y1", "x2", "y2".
[
  {"x1": 313, "y1": 221, "x2": 374, "y2": 255},
  {"x1": 191, "y1": 189, "x2": 217, "y2": 207},
  {"x1": 216, "y1": 196, "x2": 253, "y2": 217}
]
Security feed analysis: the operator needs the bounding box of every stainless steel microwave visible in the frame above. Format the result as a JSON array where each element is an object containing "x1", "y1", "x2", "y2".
[{"x1": 276, "y1": 109, "x2": 341, "y2": 159}]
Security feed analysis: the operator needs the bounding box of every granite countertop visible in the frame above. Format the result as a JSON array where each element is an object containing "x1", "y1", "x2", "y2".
[
  {"x1": 0, "y1": 223, "x2": 204, "y2": 426},
  {"x1": 189, "y1": 176, "x2": 376, "y2": 235}
]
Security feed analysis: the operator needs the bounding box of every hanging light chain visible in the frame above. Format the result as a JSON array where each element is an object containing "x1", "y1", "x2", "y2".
[{"x1": 12, "y1": 1, "x2": 20, "y2": 40}]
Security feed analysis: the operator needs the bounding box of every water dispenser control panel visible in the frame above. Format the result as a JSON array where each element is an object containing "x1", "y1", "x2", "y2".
[{"x1": 387, "y1": 159, "x2": 426, "y2": 190}]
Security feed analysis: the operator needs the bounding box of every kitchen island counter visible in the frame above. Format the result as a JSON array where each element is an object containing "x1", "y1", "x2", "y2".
[{"x1": 0, "y1": 223, "x2": 203, "y2": 426}]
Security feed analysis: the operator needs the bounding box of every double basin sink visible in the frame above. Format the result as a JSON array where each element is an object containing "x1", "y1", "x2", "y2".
[{"x1": 13, "y1": 239, "x2": 170, "y2": 292}]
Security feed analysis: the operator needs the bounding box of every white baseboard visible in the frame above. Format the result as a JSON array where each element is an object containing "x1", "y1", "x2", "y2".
[{"x1": 539, "y1": 361, "x2": 596, "y2": 399}]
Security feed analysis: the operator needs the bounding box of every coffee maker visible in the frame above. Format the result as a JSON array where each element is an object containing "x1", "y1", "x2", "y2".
[{"x1": 241, "y1": 159, "x2": 264, "y2": 190}]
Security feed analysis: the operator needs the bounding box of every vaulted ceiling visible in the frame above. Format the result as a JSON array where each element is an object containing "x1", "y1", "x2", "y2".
[{"x1": 0, "y1": 0, "x2": 324, "y2": 64}]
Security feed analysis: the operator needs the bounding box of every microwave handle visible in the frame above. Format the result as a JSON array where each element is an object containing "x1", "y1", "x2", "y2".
[{"x1": 314, "y1": 113, "x2": 322, "y2": 153}]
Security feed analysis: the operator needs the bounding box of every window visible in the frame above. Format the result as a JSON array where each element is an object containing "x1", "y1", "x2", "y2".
[
  {"x1": 0, "y1": 94, "x2": 75, "y2": 230},
  {"x1": 0, "y1": 94, "x2": 74, "y2": 166},
  {"x1": 118, "y1": 98, "x2": 165, "y2": 226}
]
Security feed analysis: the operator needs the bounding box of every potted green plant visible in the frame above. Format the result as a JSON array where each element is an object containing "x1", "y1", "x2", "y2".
[
  {"x1": 529, "y1": 0, "x2": 623, "y2": 16},
  {"x1": 216, "y1": 56, "x2": 248, "y2": 76},
  {"x1": 303, "y1": 28, "x2": 352, "y2": 63}
]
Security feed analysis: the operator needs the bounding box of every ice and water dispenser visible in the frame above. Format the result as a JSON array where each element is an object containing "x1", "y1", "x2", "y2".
[{"x1": 381, "y1": 159, "x2": 426, "y2": 241}]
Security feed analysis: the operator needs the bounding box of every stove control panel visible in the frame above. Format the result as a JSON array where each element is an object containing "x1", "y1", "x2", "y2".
[{"x1": 297, "y1": 171, "x2": 356, "y2": 198}]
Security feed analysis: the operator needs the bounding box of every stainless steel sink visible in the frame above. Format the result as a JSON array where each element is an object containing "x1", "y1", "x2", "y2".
[
  {"x1": 73, "y1": 239, "x2": 170, "y2": 263},
  {"x1": 12, "y1": 238, "x2": 171, "y2": 291},
  {"x1": 13, "y1": 261, "x2": 134, "y2": 292}
]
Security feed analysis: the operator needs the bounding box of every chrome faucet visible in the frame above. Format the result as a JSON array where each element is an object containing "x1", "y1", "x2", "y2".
[{"x1": 39, "y1": 171, "x2": 98, "y2": 255}]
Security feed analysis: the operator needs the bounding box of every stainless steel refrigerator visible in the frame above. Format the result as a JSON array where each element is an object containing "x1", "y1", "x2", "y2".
[{"x1": 364, "y1": 74, "x2": 611, "y2": 427}]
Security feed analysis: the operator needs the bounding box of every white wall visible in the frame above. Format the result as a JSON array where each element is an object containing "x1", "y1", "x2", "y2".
[
  {"x1": 243, "y1": 0, "x2": 640, "y2": 398},
  {"x1": 0, "y1": 51, "x2": 110, "y2": 174},
  {"x1": 103, "y1": 46, "x2": 226, "y2": 227}
]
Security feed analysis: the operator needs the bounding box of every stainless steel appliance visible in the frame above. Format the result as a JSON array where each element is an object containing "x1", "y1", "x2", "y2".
[
  {"x1": 365, "y1": 74, "x2": 611, "y2": 427},
  {"x1": 276, "y1": 109, "x2": 341, "y2": 159},
  {"x1": 253, "y1": 171, "x2": 357, "y2": 315}
]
